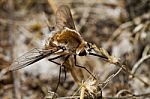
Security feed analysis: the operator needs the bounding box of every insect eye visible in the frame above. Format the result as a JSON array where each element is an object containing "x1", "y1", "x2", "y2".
[
  {"x1": 48, "y1": 26, "x2": 55, "y2": 32},
  {"x1": 87, "y1": 48, "x2": 91, "y2": 52},
  {"x1": 64, "y1": 41, "x2": 68, "y2": 44},
  {"x1": 79, "y1": 49, "x2": 87, "y2": 56}
]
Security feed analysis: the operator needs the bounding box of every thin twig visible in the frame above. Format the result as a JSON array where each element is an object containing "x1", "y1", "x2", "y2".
[
  {"x1": 47, "y1": 0, "x2": 58, "y2": 13},
  {"x1": 91, "y1": 45, "x2": 150, "y2": 86},
  {"x1": 80, "y1": 82, "x2": 85, "y2": 99},
  {"x1": 78, "y1": 1, "x2": 95, "y2": 31},
  {"x1": 103, "y1": 92, "x2": 150, "y2": 99},
  {"x1": 131, "y1": 54, "x2": 150, "y2": 74},
  {"x1": 101, "y1": 68, "x2": 122, "y2": 90},
  {"x1": 116, "y1": 89, "x2": 132, "y2": 97},
  {"x1": 56, "y1": 92, "x2": 150, "y2": 99},
  {"x1": 7, "y1": 0, "x2": 22, "y2": 99},
  {"x1": 115, "y1": 62, "x2": 150, "y2": 86}
]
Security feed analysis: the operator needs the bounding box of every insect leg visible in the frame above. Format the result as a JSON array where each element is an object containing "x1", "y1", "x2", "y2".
[
  {"x1": 56, "y1": 65, "x2": 62, "y2": 93},
  {"x1": 61, "y1": 55, "x2": 70, "y2": 82},
  {"x1": 49, "y1": 60, "x2": 67, "y2": 83},
  {"x1": 48, "y1": 55, "x2": 70, "y2": 82},
  {"x1": 74, "y1": 55, "x2": 96, "y2": 80},
  {"x1": 47, "y1": 55, "x2": 64, "y2": 93},
  {"x1": 63, "y1": 67, "x2": 67, "y2": 82},
  {"x1": 48, "y1": 55, "x2": 70, "y2": 93}
]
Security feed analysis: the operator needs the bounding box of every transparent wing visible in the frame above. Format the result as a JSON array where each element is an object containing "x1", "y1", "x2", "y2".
[
  {"x1": 7, "y1": 48, "x2": 57, "y2": 71},
  {"x1": 56, "y1": 5, "x2": 76, "y2": 30}
]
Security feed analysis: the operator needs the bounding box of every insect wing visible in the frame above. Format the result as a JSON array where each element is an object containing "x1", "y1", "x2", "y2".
[
  {"x1": 7, "y1": 48, "x2": 55, "y2": 71},
  {"x1": 56, "y1": 5, "x2": 76, "y2": 30}
]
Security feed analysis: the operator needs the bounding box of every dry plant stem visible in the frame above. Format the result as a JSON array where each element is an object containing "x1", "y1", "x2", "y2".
[
  {"x1": 56, "y1": 92, "x2": 150, "y2": 99},
  {"x1": 142, "y1": 45, "x2": 150, "y2": 56},
  {"x1": 78, "y1": 0, "x2": 95, "y2": 31},
  {"x1": 116, "y1": 89, "x2": 132, "y2": 97},
  {"x1": 101, "y1": 68, "x2": 122, "y2": 90},
  {"x1": 108, "y1": 21, "x2": 133, "y2": 42},
  {"x1": 115, "y1": 62, "x2": 150, "y2": 86},
  {"x1": 92, "y1": 45, "x2": 150, "y2": 86},
  {"x1": 72, "y1": 85, "x2": 81, "y2": 98},
  {"x1": 103, "y1": 92, "x2": 150, "y2": 99},
  {"x1": 57, "y1": 96, "x2": 80, "y2": 99},
  {"x1": 0, "y1": 69, "x2": 8, "y2": 80},
  {"x1": 47, "y1": 0, "x2": 57, "y2": 13},
  {"x1": 7, "y1": 0, "x2": 22, "y2": 99},
  {"x1": 131, "y1": 54, "x2": 150, "y2": 74},
  {"x1": 109, "y1": 12, "x2": 150, "y2": 42},
  {"x1": 12, "y1": 71, "x2": 22, "y2": 99},
  {"x1": 80, "y1": 84, "x2": 85, "y2": 99}
]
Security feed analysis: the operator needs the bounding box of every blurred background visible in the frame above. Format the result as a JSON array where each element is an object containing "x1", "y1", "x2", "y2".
[{"x1": 0, "y1": 0, "x2": 150, "y2": 99}]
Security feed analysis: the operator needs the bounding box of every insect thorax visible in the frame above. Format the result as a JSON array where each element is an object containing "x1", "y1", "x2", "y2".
[{"x1": 45, "y1": 27, "x2": 85, "y2": 52}]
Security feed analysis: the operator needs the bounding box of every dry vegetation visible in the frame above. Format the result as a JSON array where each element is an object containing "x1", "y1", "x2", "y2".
[{"x1": 0, "y1": 0, "x2": 150, "y2": 99}]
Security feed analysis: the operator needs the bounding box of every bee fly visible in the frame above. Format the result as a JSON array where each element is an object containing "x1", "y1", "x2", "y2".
[
  {"x1": 44, "y1": 5, "x2": 97, "y2": 83},
  {"x1": 7, "y1": 5, "x2": 104, "y2": 92}
]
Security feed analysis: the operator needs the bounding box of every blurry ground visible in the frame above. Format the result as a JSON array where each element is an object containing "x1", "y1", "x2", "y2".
[{"x1": 0, "y1": 0, "x2": 150, "y2": 99}]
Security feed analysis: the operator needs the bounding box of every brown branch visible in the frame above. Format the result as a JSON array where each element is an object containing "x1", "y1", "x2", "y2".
[
  {"x1": 131, "y1": 54, "x2": 150, "y2": 74},
  {"x1": 7, "y1": 0, "x2": 22, "y2": 99},
  {"x1": 78, "y1": 0, "x2": 96, "y2": 31},
  {"x1": 114, "y1": 62, "x2": 150, "y2": 86},
  {"x1": 47, "y1": 0, "x2": 58, "y2": 13},
  {"x1": 91, "y1": 44, "x2": 150, "y2": 86},
  {"x1": 101, "y1": 68, "x2": 122, "y2": 90},
  {"x1": 103, "y1": 92, "x2": 150, "y2": 99},
  {"x1": 55, "y1": 92, "x2": 150, "y2": 99}
]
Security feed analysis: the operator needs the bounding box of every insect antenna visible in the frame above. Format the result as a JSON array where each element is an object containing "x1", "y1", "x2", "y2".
[
  {"x1": 87, "y1": 42, "x2": 109, "y2": 60},
  {"x1": 89, "y1": 52, "x2": 108, "y2": 60}
]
